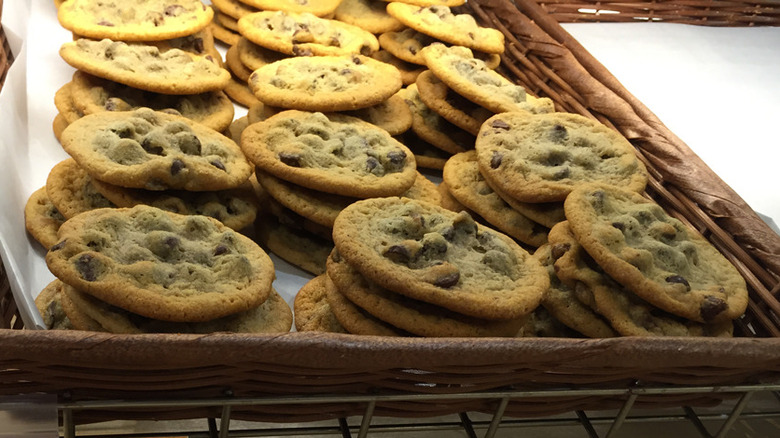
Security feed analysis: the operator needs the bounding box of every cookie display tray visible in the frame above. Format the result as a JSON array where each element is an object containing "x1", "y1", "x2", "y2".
[{"x1": 2, "y1": 0, "x2": 780, "y2": 436}]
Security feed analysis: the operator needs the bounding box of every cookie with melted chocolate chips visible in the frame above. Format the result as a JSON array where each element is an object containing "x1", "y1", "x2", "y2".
[
  {"x1": 563, "y1": 184, "x2": 748, "y2": 324},
  {"x1": 332, "y1": 197, "x2": 549, "y2": 321}
]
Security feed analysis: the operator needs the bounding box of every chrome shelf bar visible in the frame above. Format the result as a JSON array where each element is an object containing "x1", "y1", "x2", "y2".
[{"x1": 61, "y1": 383, "x2": 780, "y2": 438}]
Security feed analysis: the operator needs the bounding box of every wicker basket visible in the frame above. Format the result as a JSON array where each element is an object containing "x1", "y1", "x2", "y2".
[
  {"x1": 535, "y1": 0, "x2": 780, "y2": 26},
  {"x1": 1, "y1": 0, "x2": 780, "y2": 428}
]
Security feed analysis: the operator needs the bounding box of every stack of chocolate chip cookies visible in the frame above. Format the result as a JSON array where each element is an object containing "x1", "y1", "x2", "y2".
[
  {"x1": 537, "y1": 183, "x2": 748, "y2": 337},
  {"x1": 438, "y1": 110, "x2": 650, "y2": 251},
  {"x1": 241, "y1": 109, "x2": 443, "y2": 275},
  {"x1": 294, "y1": 196, "x2": 550, "y2": 336},
  {"x1": 53, "y1": 0, "x2": 234, "y2": 140},
  {"x1": 25, "y1": 107, "x2": 260, "y2": 251},
  {"x1": 36, "y1": 204, "x2": 291, "y2": 334}
]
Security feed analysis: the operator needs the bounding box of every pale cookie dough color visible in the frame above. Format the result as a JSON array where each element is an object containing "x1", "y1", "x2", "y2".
[
  {"x1": 59, "y1": 39, "x2": 231, "y2": 95},
  {"x1": 243, "y1": 0, "x2": 343, "y2": 17},
  {"x1": 25, "y1": 187, "x2": 67, "y2": 250},
  {"x1": 60, "y1": 108, "x2": 253, "y2": 192},
  {"x1": 334, "y1": 0, "x2": 405, "y2": 35},
  {"x1": 241, "y1": 111, "x2": 417, "y2": 198},
  {"x1": 237, "y1": 11, "x2": 379, "y2": 57},
  {"x1": 68, "y1": 71, "x2": 234, "y2": 133},
  {"x1": 46, "y1": 205, "x2": 276, "y2": 322},
  {"x1": 421, "y1": 43, "x2": 554, "y2": 115},
  {"x1": 58, "y1": 0, "x2": 213, "y2": 42},
  {"x1": 386, "y1": 3, "x2": 504, "y2": 54},
  {"x1": 332, "y1": 197, "x2": 549, "y2": 320},
  {"x1": 61, "y1": 283, "x2": 292, "y2": 334},
  {"x1": 294, "y1": 274, "x2": 348, "y2": 333},
  {"x1": 563, "y1": 184, "x2": 749, "y2": 324},
  {"x1": 443, "y1": 151, "x2": 548, "y2": 248},
  {"x1": 326, "y1": 250, "x2": 526, "y2": 337},
  {"x1": 476, "y1": 112, "x2": 648, "y2": 202},
  {"x1": 531, "y1": 244, "x2": 618, "y2": 338},
  {"x1": 90, "y1": 179, "x2": 259, "y2": 231},
  {"x1": 248, "y1": 54, "x2": 402, "y2": 112},
  {"x1": 548, "y1": 222, "x2": 733, "y2": 337},
  {"x1": 45, "y1": 158, "x2": 116, "y2": 219}
]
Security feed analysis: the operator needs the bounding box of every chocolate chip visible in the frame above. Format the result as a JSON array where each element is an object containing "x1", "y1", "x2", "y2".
[
  {"x1": 339, "y1": 68, "x2": 352, "y2": 76},
  {"x1": 50, "y1": 240, "x2": 66, "y2": 251},
  {"x1": 75, "y1": 254, "x2": 100, "y2": 282},
  {"x1": 279, "y1": 152, "x2": 302, "y2": 167},
  {"x1": 490, "y1": 151, "x2": 503, "y2": 169},
  {"x1": 434, "y1": 271, "x2": 460, "y2": 288},
  {"x1": 550, "y1": 243, "x2": 571, "y2": 260},
  {"x1": 111, "y1": 124, "x2": 134, "y2": 139},
  {"x1": 164, "y1": 5, "x2": 184, "y2": 16},
  {"x1": 214, "y1": 244, "x2": 229, "y2": 256},
  {"x1": 612, "y1": 222, "x2": 626, "y2": 231},
  {"x1": 192, "y1": 38, "x2": 204, "y2": 53},
  {"x1": 292, "y1": 45, "x2": 313, "y2": 57},
  {"x1": 491, "y1": 119, "x2": 511, "y2": 130},
  {"x1": 148, "y1": 12, "x2": 164, "y2": 26},
  {"x1": 97, "y1": 20, "x2": 114, "y2": 27},
  {"x1": 383, "y1": 245, "x2": 411, "y2": 264},
  {"x1": 141, "y1": 137, "x2": 165, "y2": 155},
  {"x1": 552, "y1": 167, "x2": 570, "y2": 180},
  {"x1": 468, "y1": 32, "x2": 475, "y2": 40},
  {"x1": 409, "y1": 47, "x2": 418, "y2": 55},
  {"x1": 386, "y1": 150, "x2": 407, "y2": 171},
  {"x1": 164, "y1": 236, "x2": 180, "y2": 249},
  {"x1": 210, "y1": 160, "x2": 226, "y2": 171},
  {"x1": 328, "y1": 37, "x2": 341, "y2": 47},
  {"x1": 549, "y1": 124, "x2": 568, "y2": 143},
  {"x1": 665, "y1": 275, "x2": 691, "y2": 291},
  {"x1": 171, "y1": 159, "x2": 186, "y2": 175},
  {"x1": 360, "y1": 45, "x2": 372, "y2": 56},
  {"x1": 700, "y1": 296, "x2": 728, "y2": 322},
  {"x1": 366, "y1": 156, "x2": 380, "y2": 172},
  {"x1": 352, "y1": 56, "x2": 362, "y2": 65},
  {"x1": 331, "y1": 249, "x2": 342, "y2": 263},
  {"x1": 590, "y1": 190, "x2": 605, "y2": 211},
  {"x1": 104, "y1": 98, "x2": 118, "y2": 111},
  {"x1": 440, "y1": 226, "x2": 455, "y2": 241}
]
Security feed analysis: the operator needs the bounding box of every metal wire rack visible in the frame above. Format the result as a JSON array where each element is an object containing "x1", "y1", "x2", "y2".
[{"x1": 60, "y1": 383, "x2": 780, "y2": 438}]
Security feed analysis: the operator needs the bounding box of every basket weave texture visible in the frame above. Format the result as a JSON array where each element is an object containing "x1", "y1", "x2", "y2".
[
  {"x1": 535, "y1": 0, "x2": 780, "y2": 26},
  {"x1": 1, "y1": 0, "x2": 780, "y2": 426}
]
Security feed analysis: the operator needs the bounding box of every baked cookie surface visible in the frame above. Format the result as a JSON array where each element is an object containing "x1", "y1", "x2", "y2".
[
  {"x1": 46, "y1": 158, "x2": 116, "y2": 220},
  {"x1": 61, "y1": 108, "x2": 253, "y2": 192},
  {"x1": 46, "y1": 205, "x2": 276, "y2": 322},
  {"x1": 241, "y1": 110, "x2": 417, "y2": 198},
  {"x1": 475, "y1": 112, "x2": 648, "y2": 202},
  {"x1": 294, "y1": 274, "x2": 349, "y2": 333},
  {"x1": 327, "y1": 250, "x2": 526, "y2": 337},
  {"x1": 531, "y1": 244, "x2": 618, "y2": 338},
  {"x1": 421, "y1": 43, "x2": 553, "y2": 115},
  {"x1": 386, "y1": 3, "x2": 504, "y2": 54},
  {"x1": 248, "y1": 54, "x2": 402, "y2": 112},
  {"x1": 25, "y1": 187, "x2": 68, "y2": 250},
  {"x1": 68, "y1": 71, "x2": 234, "y2": 132},
  {"x1": 60, "y1": 39, "x2": 231, "y2": 95},
  {"x1": 61, "y1": 282, "x2": 292, "y2": 334},
  {"x1": 334, "y1": 0, "x2": 405, "y2": 34},
  {"x1": 332, "y1": 197, "x2": 549, "y2": 320},
  {"x1": 549, "y1": 221, "x2": 733, "y2": 337},
  {"x1": 91, "y1": 178, "x2": 259, "y2": 231},
  {"x1": 564, "y1": 184, "x2": 749, "y2": 324},
  {"x1": 238, "y1": 11, "x2": 379, "y2": 57},
  {"x1": 443, "y1": 151, "x2": 548, "y2": 248},
  {"x1": 58, "y1": 0, "x2": 213, "y2": 42}
]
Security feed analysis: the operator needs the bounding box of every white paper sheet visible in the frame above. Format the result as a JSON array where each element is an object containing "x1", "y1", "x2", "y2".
[{"x1": 1, "y1": 1, "x2": 778, "y2": 329}]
